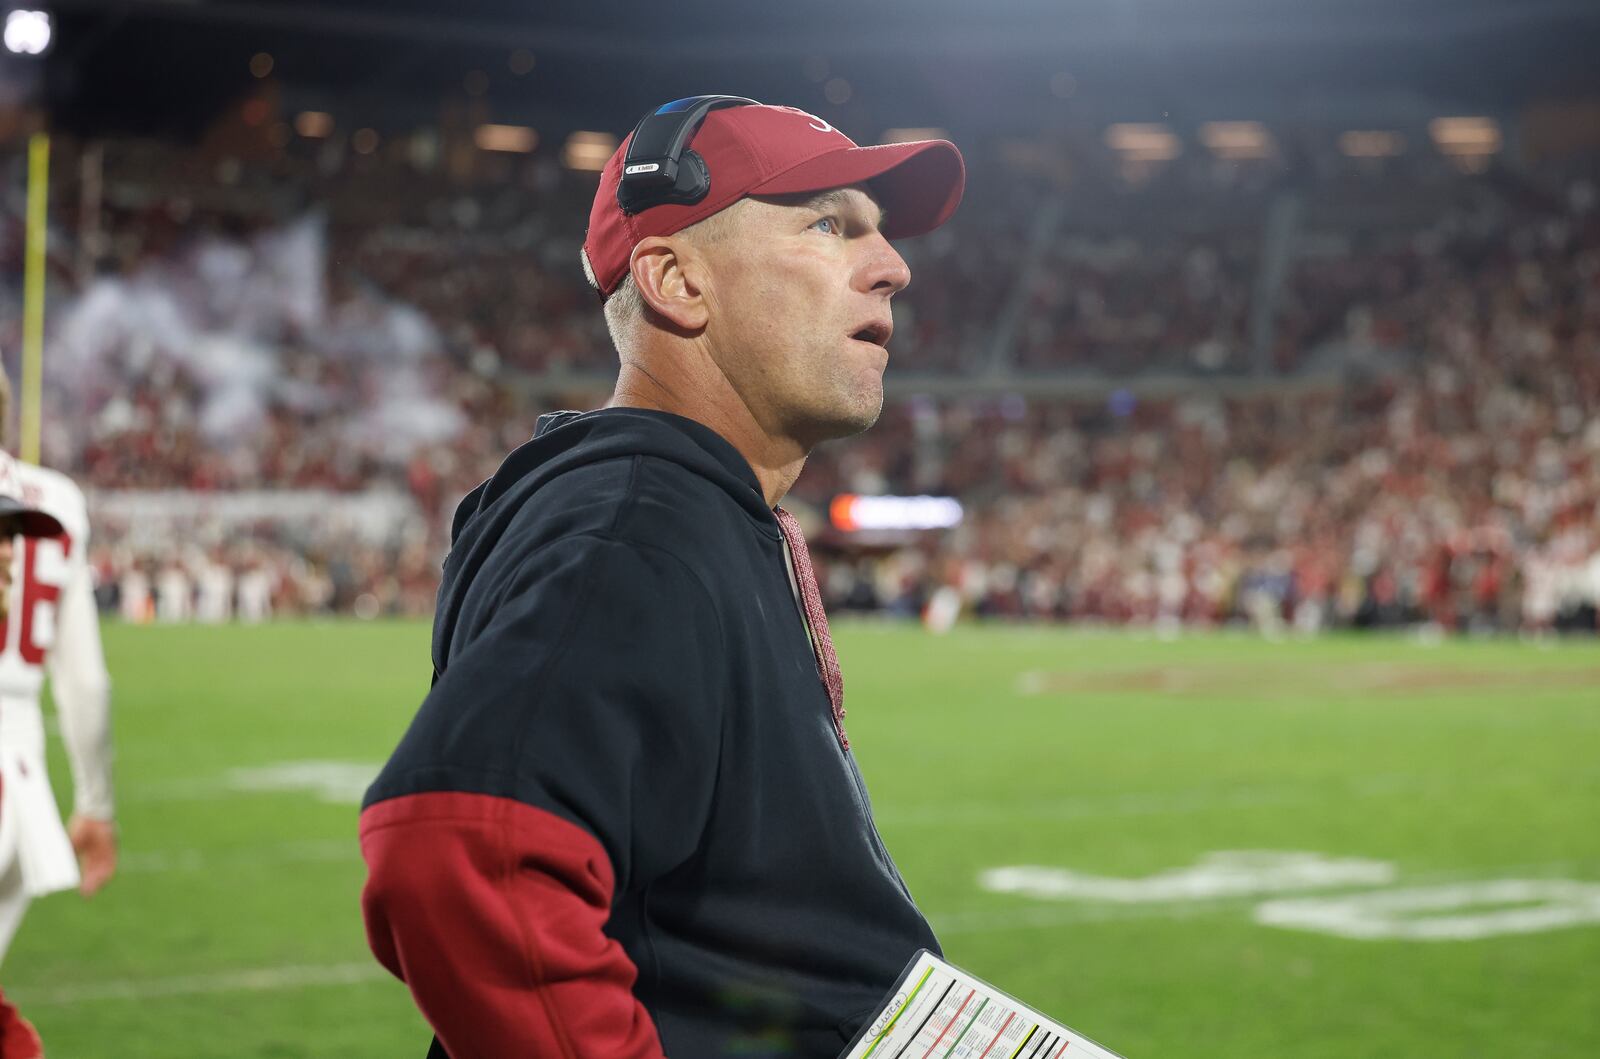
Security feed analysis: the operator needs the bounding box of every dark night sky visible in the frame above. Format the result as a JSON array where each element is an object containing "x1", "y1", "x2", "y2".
[{"x1": 12, "y1": 0, "x2": 1600, "y2": 139}]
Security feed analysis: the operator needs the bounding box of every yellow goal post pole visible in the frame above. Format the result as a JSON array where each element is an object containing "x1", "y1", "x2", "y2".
[{"x1": 20, "y1": 132, "x2": 49, "y2": 464}]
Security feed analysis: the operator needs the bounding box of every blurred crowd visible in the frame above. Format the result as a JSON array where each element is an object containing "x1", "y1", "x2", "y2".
[
  {"x1": 91, "y1": 534, "x2": 441, "y2": 624},
  {"x1": 798, "y1": 373, "x2": 1600, "y2": 636},
  {"x1": 3, "y1": 133, "x2": 1596, "y2": 633},
  {"x1": 794, "y1": 155, "x2": 1600, "y2": 635}
]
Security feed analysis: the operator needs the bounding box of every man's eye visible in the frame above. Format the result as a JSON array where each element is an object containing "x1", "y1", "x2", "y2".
[{"x1": 811, "y1": 216, "x2": 841, "y2": 235}]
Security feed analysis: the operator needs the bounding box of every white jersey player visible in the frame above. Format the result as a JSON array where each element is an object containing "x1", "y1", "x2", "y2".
[{"x1": 0, "y1": 447, "x2": 116, "y2": 963}]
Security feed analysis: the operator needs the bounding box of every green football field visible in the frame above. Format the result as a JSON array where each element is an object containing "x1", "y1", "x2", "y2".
[{"x1": 8, "y1": 621, "x2": 1599, "y2": 1057}]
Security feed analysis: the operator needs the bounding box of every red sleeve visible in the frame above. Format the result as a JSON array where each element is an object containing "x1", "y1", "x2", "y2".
[{"x1": 360, "y1": 791, "x2": 668, "y2": 1059}]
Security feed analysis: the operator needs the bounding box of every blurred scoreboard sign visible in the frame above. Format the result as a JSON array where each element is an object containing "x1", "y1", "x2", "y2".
[{"x1": 830, "y1": 494, "x2": 963, "y2": 533}]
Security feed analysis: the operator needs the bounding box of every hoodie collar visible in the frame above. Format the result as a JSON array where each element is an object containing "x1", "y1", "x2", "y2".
[{"x1": 536, "y1": 407, "x2": 767, "y2": 503}]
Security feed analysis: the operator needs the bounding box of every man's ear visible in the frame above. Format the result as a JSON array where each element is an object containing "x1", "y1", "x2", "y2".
[{"x1": 629, "y1": 236, "x2": 710, "y2": 332}]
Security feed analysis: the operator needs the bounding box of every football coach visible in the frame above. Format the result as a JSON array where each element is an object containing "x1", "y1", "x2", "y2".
[{"x1": 360, "y1": 96, "x2": 965, "y2": 1058}]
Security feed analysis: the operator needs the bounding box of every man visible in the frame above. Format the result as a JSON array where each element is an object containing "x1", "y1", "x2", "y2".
[
  {"x1": 0, "y1": 438, "x2": 116, "y2": 1059},
  {"x1": 361, "y1": 97, "x2": 963, "y2": 1058}
]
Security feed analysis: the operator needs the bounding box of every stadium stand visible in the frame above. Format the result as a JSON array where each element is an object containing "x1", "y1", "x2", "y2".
[{"x1": 6, "y1": 129, "x2": 1598, "y2": 633}]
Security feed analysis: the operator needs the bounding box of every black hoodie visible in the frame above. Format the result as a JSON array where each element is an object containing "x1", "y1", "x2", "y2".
[{"x1": 361, "y1": 408, "x2": 940, "y2": 1059}]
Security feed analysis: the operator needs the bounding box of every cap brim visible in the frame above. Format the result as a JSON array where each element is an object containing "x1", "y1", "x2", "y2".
[
  {"x1": 750, "y1": 139, "x2": 965, "y2": 239},
  {"x1": 0, "y1": 496, "x2": 63, "y2": 538}
]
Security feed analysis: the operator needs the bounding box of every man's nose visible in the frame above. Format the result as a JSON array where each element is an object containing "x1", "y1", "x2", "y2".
[{"x1": 859, "y1": 234, "x2": 911, "y2": 296}]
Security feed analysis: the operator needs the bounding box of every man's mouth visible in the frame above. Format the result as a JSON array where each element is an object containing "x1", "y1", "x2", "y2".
[{"x1": 849, "y1": 320, "x2": 892, "y2": 347}]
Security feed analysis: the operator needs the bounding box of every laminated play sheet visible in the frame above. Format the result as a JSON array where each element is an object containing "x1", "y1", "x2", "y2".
[{"x1": 841, "y1": 950, "x2": 1125, "y2": 1059}]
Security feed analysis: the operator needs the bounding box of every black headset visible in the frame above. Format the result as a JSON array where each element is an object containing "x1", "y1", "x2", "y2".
[{"x1": 616, "y1": 95, "x2": 760, "y2": 215}]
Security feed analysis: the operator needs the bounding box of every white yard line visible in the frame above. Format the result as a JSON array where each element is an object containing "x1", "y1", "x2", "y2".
[
  {"x1": 127, "y1": 761, "x2": 382, "y2": 805},
  {"x1": 13, "y1": 963, "x2": 390, "y2": 1007}
]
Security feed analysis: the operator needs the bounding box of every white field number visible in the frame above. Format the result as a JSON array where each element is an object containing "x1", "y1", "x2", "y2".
[
  {"x1": 981, "y1": 851, "x2": 1395, "y2": 903},
  {"x1": 1255, "y1": 879, "x2": 1600, "y2": 941},
  {"x1": 980, "y1": 852, "x2": 1600, "y2": 942}
]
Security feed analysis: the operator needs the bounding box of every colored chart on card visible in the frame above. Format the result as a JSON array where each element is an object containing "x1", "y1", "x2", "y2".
[{"x1": 843, "y1": 951, "x2": 1125, "y2": 1059}]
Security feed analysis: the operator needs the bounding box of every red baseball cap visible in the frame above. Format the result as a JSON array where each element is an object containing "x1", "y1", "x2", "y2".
[{"x1": 582, "y1": 102, "x2": 965, "y2": 297}]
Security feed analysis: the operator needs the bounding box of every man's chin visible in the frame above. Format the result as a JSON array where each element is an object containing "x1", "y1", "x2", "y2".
[
  {"x1": 848, "y1": 393, "x2": 885, "y2": 436},
  {"x1": 807, "y1": 393, "x2": 883, "y2": 446}
]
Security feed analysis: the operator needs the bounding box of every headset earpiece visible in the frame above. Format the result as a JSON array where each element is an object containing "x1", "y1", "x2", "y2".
[{"x1": 617, "y1": 95, "x2": 760, "y2": 215}]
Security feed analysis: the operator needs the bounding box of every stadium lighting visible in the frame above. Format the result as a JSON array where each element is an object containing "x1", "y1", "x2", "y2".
[
  {"x1": 562, "y1": 131, "x2": 617, "y2": 171},
  {"x1": 475, "y1": 123, "x2": 538, "y2": 153},
  {"x1": 1430, "y1": 117, "x2": 1500, "y2": 155},
  {"x1": 1429, "y1": 116, "x2": 1499, "y2": 151},
  {"x1": 998, "y1": 137, "x2": 1055, "y2": 174},
  {"x1": 1339, "y1": 130, "x2": 1406, "y2": 158},
  {"x1": 295, "y1": 111, "x2": 334, "y2": 139},
  {"x1": 1430, "y1": 116, "x2": 1500, "y2": 173},
  {"x1": 1199, "y1": 121, "x2": 1273, "y2": 160},
  {"x1": 883, "y1": 127, "x2": 949, "y2": 144},
  {"x1": 3, "y1": 9, "x2": 51, "y2": 56},
  {"x1": 1106, "y1": 123, "x2": 1180, "y2": 183},
  {"x1": 1104, "y1": 123, "x2": 1181, "y2": 161}
]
